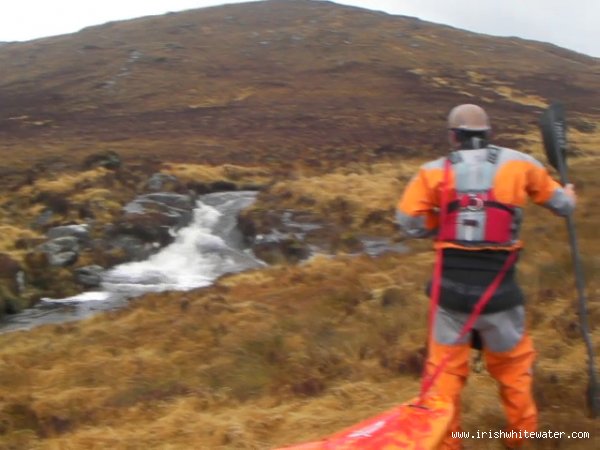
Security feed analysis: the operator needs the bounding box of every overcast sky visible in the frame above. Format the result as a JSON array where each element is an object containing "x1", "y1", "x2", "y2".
[{"x1": 0, "y1": 0, "x2": 598, "y2": 57}]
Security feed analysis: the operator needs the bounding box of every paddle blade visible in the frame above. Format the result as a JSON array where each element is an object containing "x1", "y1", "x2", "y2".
[{"x1": 539, "y1": 103, "x2": 568, "y2": 174}]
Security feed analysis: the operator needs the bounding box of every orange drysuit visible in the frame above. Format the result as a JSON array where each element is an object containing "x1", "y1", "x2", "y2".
[{"x1": 396, "y1": 145, "x2": 574, "y2": 449}]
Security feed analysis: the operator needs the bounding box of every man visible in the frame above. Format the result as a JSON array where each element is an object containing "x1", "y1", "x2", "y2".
[{"x1": 396, "y1": 104, "x2": 576, "y2": 449}]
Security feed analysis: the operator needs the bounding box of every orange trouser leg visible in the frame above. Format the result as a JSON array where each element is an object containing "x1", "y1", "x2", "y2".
[
  {"x1": 426, "y1": 340, "x2": 471, "y2": 450},
  {"x1": 484, "y1": 334, "x2": 537, "y2": 448}
]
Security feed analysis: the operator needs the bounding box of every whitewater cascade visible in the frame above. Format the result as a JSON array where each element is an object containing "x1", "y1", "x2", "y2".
[{"x1": 0, "y1": 191, "x2": 264, "y2": 332}]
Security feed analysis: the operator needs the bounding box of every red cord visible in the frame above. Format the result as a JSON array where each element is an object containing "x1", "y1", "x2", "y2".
[
  {"x1": 418, "y1": 158, "x2": 450, "y2": 402},
  {"x1": 418, "y1": 252, "x2": 518, "y2": 402}
]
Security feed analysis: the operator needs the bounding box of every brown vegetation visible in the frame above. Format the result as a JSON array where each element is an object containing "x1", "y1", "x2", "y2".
[{"x1": 0, "y1": 0, "x2": 598, "y2": 449}]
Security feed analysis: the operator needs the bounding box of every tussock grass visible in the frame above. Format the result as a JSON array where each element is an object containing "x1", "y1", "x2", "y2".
[
  {"x1": 252, "y1": 162, "x2": 421, "y2": 234},
  {"x1": 0, "y1": 222, "x2": 597, "y2": 449},
  {"x1": 0, "y1": 225, "x2": 42, "y2": 257},
  {"x1": 0, "y1": 253, "x2": 434, "y2": 448},
  {"x1": 161, "y1": 163, "x2": 272, "y2": 186},
  {"x1": 0, "y1": 132, "x2": 598, "y2": 448},
  {"x1": 17, "y1": 168, "x2": 110, "y2": 197}
]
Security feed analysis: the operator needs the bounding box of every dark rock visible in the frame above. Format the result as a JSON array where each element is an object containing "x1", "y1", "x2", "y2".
[
  {"x1": 210, "y1": 180, "x2": 237, "y2": 191},
  {"x1": 47, "y1": 224, "x2": 90, "y2": 242},
  {"x1": 110, "y1": 214, "x2": 174, "y2": 248},
  {"x1": 75, "y1": 265, "x2": 105, "y2": 287},
  {"x1": 116, "y1": 193, "x2": 196, "y2": 248},
  {"x1": 145, "y1": 173, "x2": 182, "y2": 192},
  {"x1": 82, "y1": 150, "x2": 122, "y2": 170},
  {"x1": 103, "y1": 233, "x2": 161, "y2": 262},
  {"x1": 33, "y1": 209, "x2": 54, "y2": 228},
  {"x1": 37, "y1": 236, "x2": 80, "y2": 266},
  {"x1": 123, "y1": 193, "x2": 195, "y2": 217},
  {"x1": 252, "y1": 237, "x2": 310, "y2": 265},
  {"x1": 186, "y1": 181, "x2": 211, "y2": 194},
  {"x1": 141, "y1": 193, "x2": 196, "y2": 211}
]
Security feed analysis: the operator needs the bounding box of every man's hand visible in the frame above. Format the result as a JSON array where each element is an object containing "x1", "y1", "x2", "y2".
[{"x1": 564, "y1": 183, "x2": 577, "y2": 205}]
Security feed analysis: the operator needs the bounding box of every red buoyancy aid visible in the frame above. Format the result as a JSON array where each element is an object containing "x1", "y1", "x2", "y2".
[{"x1": 437, "y1": 147, "x2": 518, "y2": 247}]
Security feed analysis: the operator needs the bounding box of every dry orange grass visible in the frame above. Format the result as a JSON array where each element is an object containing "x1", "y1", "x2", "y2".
[
  {"x1": 1, "y1": 126, "x2": 598, "y2": 449},
  {"x1": 251, "y1": 161, "x2": 421, "y2": 235},
  {"x1": 1, "y1": 167, "x2": 127, "y2": 235},
  {"x1": 0, "y1": 225, "x2": 42, "y2": 259},
  {"x1": 0, "y1": 217, "x2": 598, "y2": 450},
  {"x1": 0, "y1": 124, "x2": 598, "y2": 449},
  {"x1": 17, "y1": 168, "x2": 110, "y2": 197},
  {"x1": 0, "y1": 254, "x2": 432, "y2": 449},
  {"x1": 161, "y1": 163, "x2": 273, "y2": 186}
]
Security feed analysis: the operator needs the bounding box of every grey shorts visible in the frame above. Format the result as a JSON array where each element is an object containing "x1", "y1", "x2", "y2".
[{"x1": 434, "y1": 305, "x2": 525, "y2": 352}]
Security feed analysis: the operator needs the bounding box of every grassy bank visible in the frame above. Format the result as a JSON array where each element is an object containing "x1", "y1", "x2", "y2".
[{"x1": 0, "y1": 148, "x2": 598, "y2": 449}]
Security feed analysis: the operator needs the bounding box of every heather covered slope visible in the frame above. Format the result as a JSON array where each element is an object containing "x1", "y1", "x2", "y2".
[
  {"x1": 0, "y1": 0, "x2": 597, "y2": 174},
  {"x1": 0, "y1": 1, "x2": 599, "y2": 449}
]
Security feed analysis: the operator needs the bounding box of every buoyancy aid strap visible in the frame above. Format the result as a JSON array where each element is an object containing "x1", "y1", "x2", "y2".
[
  {"x1": 446, "y1": 198, "x2": 515, "y2": 215},
  {"x1": 429, "y1": 157, "x2": 452, "y2": 333},
  {"x1": 419, "y1": 157, "x2": 451, "y2": 401},
  {"x1": 448, "y1": 151, "x2": 462, "y2": 165},
  {"x1": 448, "y1": 146, "x2": 500, "y2": 166},
  {"x1": 487, "y1": 146, "x2": 500, "y2": 164}
]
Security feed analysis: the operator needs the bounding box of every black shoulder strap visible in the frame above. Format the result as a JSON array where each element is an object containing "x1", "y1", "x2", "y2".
[
  {"x1": 448, "y1": 151, "x2": 462, "y2": 165},
  {"x1": 486, "y1": 146, "x2": 501, "y2": 164}
]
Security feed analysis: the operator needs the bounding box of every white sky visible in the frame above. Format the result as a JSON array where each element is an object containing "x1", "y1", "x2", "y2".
[{"x1": 0, "y1": 0, "x2": 598, "y2": 57}]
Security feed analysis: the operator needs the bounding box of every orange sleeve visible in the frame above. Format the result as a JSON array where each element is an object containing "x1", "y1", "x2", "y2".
[
  {"x1": 525, "y1": 162, "x2": 562, "y2": 205},
  {"x1": 397, "y1": 166, "x2": 442, "y2": 233}
]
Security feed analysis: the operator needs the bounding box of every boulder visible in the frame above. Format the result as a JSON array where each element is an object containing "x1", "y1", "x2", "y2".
[
  {"x1": 145, "y1": 173, "x2": 182, "y2": 192},
  {"x1": 75, "y1": 265, "x2": 105, "y2": 287},
  {"x1": 122, "y1": 193, "x2": 195, "y2": 230},
  {"x1": 82, "y1": 150, "x2": 122, "y2": 170},
  {"x1": 37, "y1": 236, "x2": 80, "y2": 266},
  {"x1": 33, "y1": 209, "x2": 54, "y2": 228},
  {"x1": 47, "y1": 224, "x2": 90, "y2": 242},
  {"x1": 110, "y1": 193, "x2": 197, "y2": 251},
  {"x1": 98, "y1": 234, "x2": 159, "y2": 262},
  {"x1": 21, "y1": 250, "x2": 92, "y2": 300},
  {"x1": 143, "y1": 192, "x2": 196, "y2": 210},
  {"x1": 251, "y1": 236, "x2": 310, "y2": 265}
]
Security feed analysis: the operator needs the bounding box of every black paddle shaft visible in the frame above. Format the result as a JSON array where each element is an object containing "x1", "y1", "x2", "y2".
[{"x1": 540, "y1": 103, "x2": 600, "y2": 418}]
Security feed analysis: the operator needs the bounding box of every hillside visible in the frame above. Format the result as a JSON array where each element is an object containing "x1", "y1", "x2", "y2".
[
  {"x1": 0, "y1": 0, "x2": 598, "y2": 175},
  {"x1": 0, "y1": 1, "x2": 599, "y2": 449}
]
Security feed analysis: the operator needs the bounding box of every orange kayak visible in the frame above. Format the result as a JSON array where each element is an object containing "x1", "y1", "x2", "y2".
[{"x1": 276, "y1": 395, "x2": 452, "y2": 450}]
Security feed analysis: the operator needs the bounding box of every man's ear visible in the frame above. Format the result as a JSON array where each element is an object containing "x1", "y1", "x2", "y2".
[{"x1": 447, "y1": 130, "x2": 458, "y2": 147}]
